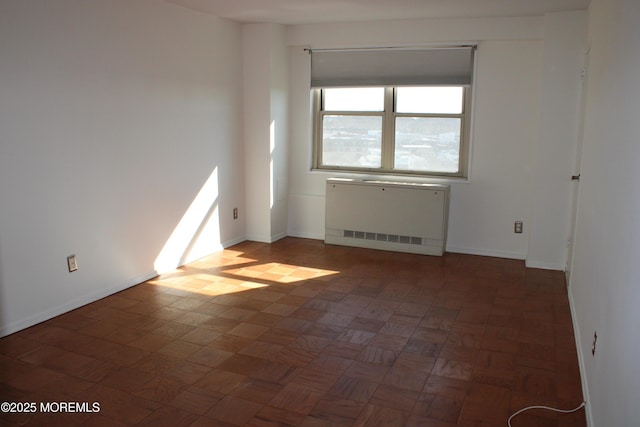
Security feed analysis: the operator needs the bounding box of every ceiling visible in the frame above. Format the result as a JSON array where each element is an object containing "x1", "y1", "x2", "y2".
[{"x1": 163, "y1": 0, "x2": 590, "y2": 25}]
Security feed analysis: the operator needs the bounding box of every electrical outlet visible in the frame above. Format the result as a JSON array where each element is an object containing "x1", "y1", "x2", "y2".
[
  {"x1": 233, "y1": 208, "x2": 238, "y2": 220},
  {"x1": 591, "y1": 331, "x2": 598, "y2": 356},
  {"x1": 67, "y1": 255, "x2": 78, "y2": 272},
  {"x1": 514, "y1": 221, "x2": 523, "y2": 233}
]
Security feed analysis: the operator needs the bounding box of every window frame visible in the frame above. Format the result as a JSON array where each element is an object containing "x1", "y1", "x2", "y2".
[{"x1": 312, "y1": 85, "x2": 472, "y2": 178}]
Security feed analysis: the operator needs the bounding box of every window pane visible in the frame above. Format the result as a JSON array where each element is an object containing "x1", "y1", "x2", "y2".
[
  {"x1": 322, "y1": 115, "x2": 382, "y2": 168},
  {"x1": 396, "y1": 87, "x2": 463, "y2": 114},
  {"x1": 394, "y1": 117, "x2": 461, "y2": 172},
  {"x1": 323, "y1": 88, "x2": 384, "y2": 112}
]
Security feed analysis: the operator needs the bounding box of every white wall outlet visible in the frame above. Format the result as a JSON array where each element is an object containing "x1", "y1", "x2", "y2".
[
  {"x1": 67, "y1": 255, "x2": 78, "y2": 272},
  {"x1": 514, "y1": 221, "x2": 523, "y2": 233}
]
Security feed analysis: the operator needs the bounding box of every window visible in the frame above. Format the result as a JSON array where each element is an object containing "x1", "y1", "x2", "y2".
[
  {"x1": 313, "y1": 85, "x2": 471, "y2": 176},
  {"x1": 310, "y1": 47, "x2": 475, "y2": 178}
]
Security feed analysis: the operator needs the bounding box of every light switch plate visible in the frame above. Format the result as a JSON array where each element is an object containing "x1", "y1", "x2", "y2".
[
  {"x1": 67, "y1": 255, "x2": 78, "y2": 272},
  {"x1": 514, "y1": 221, "x2": 523, "y2": 234}
]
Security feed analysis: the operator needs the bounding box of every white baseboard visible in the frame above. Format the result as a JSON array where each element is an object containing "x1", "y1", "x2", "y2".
[
  {"x1": 270, "y1": 232, "x2": 288, "y2": 243},
  {"x1": 286, "y1": 230, "x2": 325, "y2": 241},
  {"x1": 525, "y1": 259, "x2": 566, "y2": 271},
  {"x1": 445, "y1": 245, "x2": 526, "y2": 261},
  {"x1": 245, "y1": 233, "x2": 273, "y2": 243},
  {"x1": 0, "y1": 270, "x2": 157, "y2": 338},
  {"x1": 222, "y1": 235, "x2": 247, "y2": 248},
  {"x1": 568, "y1": 289, "x2": 593, "y2": 427},
  {"x1": 0, "y1": 236, "x2": 250, "y2": 338}
]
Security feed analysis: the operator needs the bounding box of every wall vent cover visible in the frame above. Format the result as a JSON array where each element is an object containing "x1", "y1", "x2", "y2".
[
  {"x1": 343, "y1": 230, "x2": 423, "y2": 246},
  {"x1": 325, "y1": 179, "x2": 449, "y2": 256}
]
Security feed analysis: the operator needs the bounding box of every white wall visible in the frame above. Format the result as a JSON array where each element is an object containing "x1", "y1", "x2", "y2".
[
  {"x1": 270, "y1": 26, "x2": 290, "y2": 241},
  {"x1": 449, "y1": 40, "x2": 542, "y2": 259},
  {"x1": 527, "y1": 12, "x2": 587, "y2": 270},
  {"x1": 243, "y1": 24, "x2": 273, "y2": 242},
  {"x1": 569, "y1": 0, "x2": 640, "y2": 425},
  {"x1": 243, "y1": 23, "x2": 290, "y2": 243},
  {"x1": 286, "y1": 15, "x2": 583, "y2": 264},
  {"x1": 0, "y1": 0, "x2": 245, "y2": 336}
]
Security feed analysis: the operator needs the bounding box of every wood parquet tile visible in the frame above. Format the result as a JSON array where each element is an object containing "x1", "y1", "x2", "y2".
[{"x1": 0, "y1": 238, "x2": 586, "y2": 426}]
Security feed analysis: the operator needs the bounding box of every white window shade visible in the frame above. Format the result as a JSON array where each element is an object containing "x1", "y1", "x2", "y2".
[{"x1": 310, "y1": 46, "x2": 475, "y2": 88}]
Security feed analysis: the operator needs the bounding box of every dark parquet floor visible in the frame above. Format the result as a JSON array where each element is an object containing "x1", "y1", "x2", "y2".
[{"x1": 0, "y1": 238, "x2": 586, "y2": 426}]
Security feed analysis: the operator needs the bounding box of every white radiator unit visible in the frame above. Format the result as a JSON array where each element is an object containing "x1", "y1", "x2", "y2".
[{"x1": 325, "y1": 178, "x2": 449, "y2": 256}]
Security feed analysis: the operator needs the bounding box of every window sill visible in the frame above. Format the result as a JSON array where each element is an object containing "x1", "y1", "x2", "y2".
[{"x1": 309, "y1": 167, "x2": 470, "y2": 185}]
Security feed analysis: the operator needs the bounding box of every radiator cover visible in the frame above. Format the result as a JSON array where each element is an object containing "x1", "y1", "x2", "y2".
[{"x1": 325, "y1": 178, "x2": 449, "y2": 256}]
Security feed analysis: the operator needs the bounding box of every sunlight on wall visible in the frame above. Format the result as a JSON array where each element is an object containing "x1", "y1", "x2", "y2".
[
  {"x1": 154, "y1": 167, "x2": 222, "y2": 274},
  {"x1": 270, "y1": 120, "x2": 275, "y2": 208}
]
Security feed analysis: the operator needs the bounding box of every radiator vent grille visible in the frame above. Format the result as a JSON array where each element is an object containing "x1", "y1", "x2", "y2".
[
  {"x1": 325, "y1": 178, "x2": 449, "y2": 256},
  {"x1": 343, "y1": 230, "x2": 423, "y2": 246}
]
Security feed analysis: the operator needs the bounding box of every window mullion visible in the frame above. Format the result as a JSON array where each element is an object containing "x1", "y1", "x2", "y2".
[
  {"x1": 459, "y1": 86, "x2": 471, "y2": 174},
  {"x1": 313, "y1": 89, "x2": 324, "y2": 169},
  {"x1": 381, "y1": 87, "x2": 395, "y2": 170}
]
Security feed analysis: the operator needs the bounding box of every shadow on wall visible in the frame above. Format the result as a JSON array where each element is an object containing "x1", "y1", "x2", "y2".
[{"x1": 154, "y1": 166, "x2": 223, "y2": 274}]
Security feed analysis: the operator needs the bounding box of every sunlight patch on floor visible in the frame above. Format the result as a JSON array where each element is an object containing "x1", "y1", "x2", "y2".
[
  {"x1": 224, "y1": 262, "x2": 339, "y2": 284},
  {"x1": 148, "y1": 255, "x2": 339, "y2": 297}
]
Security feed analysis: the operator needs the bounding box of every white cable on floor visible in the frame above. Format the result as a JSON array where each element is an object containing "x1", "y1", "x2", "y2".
[{"x1": 508, "y1": 402, "x2": 586, "y2": 427}]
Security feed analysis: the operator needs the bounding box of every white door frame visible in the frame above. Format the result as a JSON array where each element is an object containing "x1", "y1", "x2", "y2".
[{"x1": 565, "y1": 47, "x2": 591, "y2": 284}]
